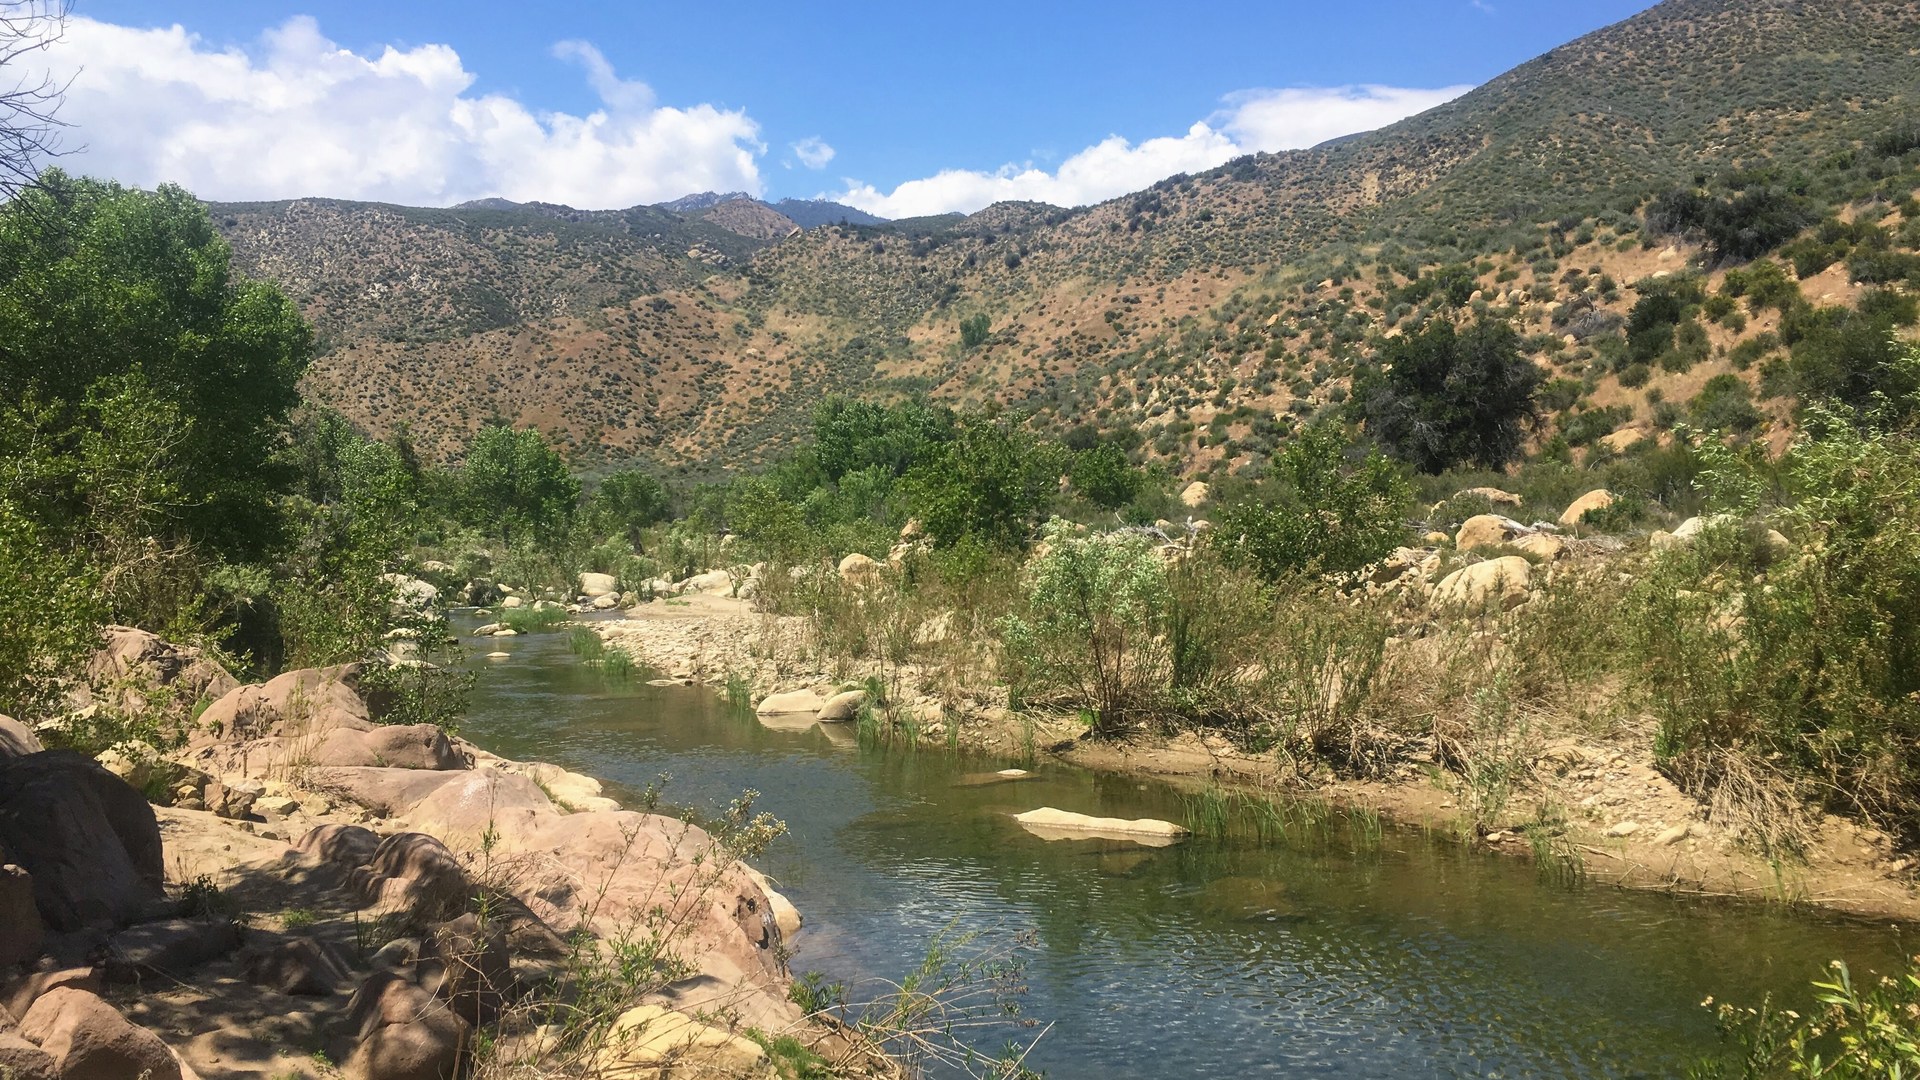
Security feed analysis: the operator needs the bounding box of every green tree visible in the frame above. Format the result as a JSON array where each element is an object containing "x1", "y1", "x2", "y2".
[
  {"x1": 1070, "y1": 442, "x2": 1143, "y2": 510},
  {"x1": 0, "y1": 170, "x2": 311, "y2": 558},
  {"x1": 459, "y1": 425, "x2": 579, "y2": 546},
  {"x1": 1359, "y1": 317, "x2": 1542, "y2": 473},
  {"x1": 959, "y1": 313, "x2": 991, "y2": 350},
  {"x1": 903, "y1": 416, "x2": 1063, "y2": 550},
  {"x1": 585, "y1": 470, "x2": 671, "y2": 547},
  {"x1": 1214, "y1": 425, "x2": 1411, "y2": 580}
]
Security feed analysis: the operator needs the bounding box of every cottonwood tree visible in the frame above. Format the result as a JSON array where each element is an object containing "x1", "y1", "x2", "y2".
[{"x1": 0, "y1": 1, "x2": 71, "y2": 198}]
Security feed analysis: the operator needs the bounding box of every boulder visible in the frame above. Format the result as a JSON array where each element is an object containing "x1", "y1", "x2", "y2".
[
  {"x1": 381, "y1": 574, "x2": 439, "y2": 611},
  {"x1": 296, "y1": 823, "x2": 384, "y2": 870},
  {"x1": 0, "y1": 717, "x2": 42, "y2": 761},
  {"x1": 401, "y1": 769, "x2": 555, "y2": 847},
  {"x1": 837, "y1": 552, "x2": 881, "y2": 584},
  {"x1": 1455, "y1": 514, "x2": 1527, "y2": 553},
  {"x1": 815, "y1": 690, "x2": 866, "y2": 723},
  {"x1": 244, "y1": 937, "x2": 351, "y2": 996},
  {"x1": 342, "y1": 972, "x2": 469, "y2": 1080},
  {"x1": 0, "y1": 751, "x2": 166, "y2": 930},
  {"x1": 2, "y1": 969, "x2": 103, "y2": 1023},
  {"x1": 591, "y1": 593, "x2": 620, "y2": 610},
  {"x1": 0, "y1": 1033, "x2": 56, "y2": 1080},
  {"x1": 579, "y1": 572, "x2": 619, "y2": 598},
  {"x1": 593, "y1": 1005, "x2": 769, "y2": 1080},
  {"x1": 1461, "y1": 486, "x2": 1524, "y2": 507},
  {"x1": 682, "y1": 570, "x2": 733, "y2": 594},
  {"x1": 310, "y1": 725, "x2": 464, "y2": 771},
  {"x1": 1179, "y1": 481, "x2": 1210, "y2": 508},
  {"x1": 499, "y1": 595, "x2": 524, "y2": 609},
  {"x1": 0, "y1": 864, "x2": 44, "y2": 967},
  {"x1": 1559, "y1": 489, "x2": 1616, "y2": 527},
  {"x1": 755, "y1": 690, "x2": 827, "y2": 718},
  {"x1": 1600, "y1": 425, "x2": 1649, "y2": 453},
  {"x1": 18, "y1": 988, "x2": 181, "y2": 1080},
  {"x1": 202, "y1": 777, "x2": 262, "y2": 820},
  {"x1": 1430, "y1": 556, "x2": 1533, "y2": 612},
  {"x1": 105, "y1": 918, "x2": 242, "y2": 983}
]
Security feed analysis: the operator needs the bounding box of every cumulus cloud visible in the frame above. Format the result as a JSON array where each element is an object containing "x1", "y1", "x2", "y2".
[
  {"x1": 832, "y1": 83, "x2": 1470, "y2": 219},
  {"x1": 790, "y1": 136, "x2": 835, "y2": 169},
  {"x1": 46, "y1": 16, "x2": 765, "y2": 208}
]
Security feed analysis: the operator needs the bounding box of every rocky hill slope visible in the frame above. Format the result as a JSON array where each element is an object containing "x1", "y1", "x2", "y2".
[{"x1": 215, "y1": 0, "x2": 1920, "y2": 470}]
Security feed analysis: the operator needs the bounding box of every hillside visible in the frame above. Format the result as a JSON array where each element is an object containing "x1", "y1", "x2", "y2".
[{"x1": 213, "y1": 0, "x2": 1920, "y2": 470}]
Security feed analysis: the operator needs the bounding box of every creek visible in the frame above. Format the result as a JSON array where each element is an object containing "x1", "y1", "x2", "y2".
[{"x1": 458, "y1": 623, "x2": 1910, "y2": 1078}]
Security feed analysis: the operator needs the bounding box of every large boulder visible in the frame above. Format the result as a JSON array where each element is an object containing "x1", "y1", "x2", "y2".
[
  {"x1": 400, "y1": 769, "x2": 555, "y2": 847},
  {"x1": 347, "y1": 833, "x2": 477, "y2": 924},
  {"x1": 1455, "y1": 514, "x2": 1527, "y2": 553},
  {"x1": 1460, "y1": 486, "x2": 1523, "y2": 507},
  {"x1": 578, "y1": 572, "x2": 619, "y2": 598},
  {"x1": 243, "y1": 936, "x2": 351, "y2": 997},
  {"x1": 418, "y1": 914, "x2": 511, "y2": 1025},
  {"x1": 815, "y1": 690, "x2": 867, "y2": 723},
  {"x1": 18, "y1": 988, "x2": 181, "y2": 1080},
  {"x1": 0, "y1": 863, "x2": 44, "y2": 967},
  {"x1": 0, "y1": 751, "x2": 166, "y2": 930},
  {"x1": 382, "y1": 574, "x2": 439, "y2": 611},
  {"x1": 105, "y1": 918, "x2": 243, "y2": 983},
  {"x1": 1559, "y1": 489, "x2": 1616, "y2": 527},
  {"x1": 1431, "y1": 556, "x2": 1533, "y2": 612},
  {"x1": 755, "y1": 689, "x2": 828, "y2": 717},
  {"x1": 681, "y1": 569, "x2": 734, "y2": 595},
  {"x1": 341, "y1": 972, "x2": 469, "y2": 1080},
  {"x1": 0, "y1": 717, "x2": 42, "y2": 761},
  {"x1": 1179, "y1": 481, "x2": 1210, "y2": 509}
]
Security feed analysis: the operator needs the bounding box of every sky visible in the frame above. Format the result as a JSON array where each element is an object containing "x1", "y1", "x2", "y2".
[{"x1": 36, "y1": 0, "x2": 1658, "y2": 218}]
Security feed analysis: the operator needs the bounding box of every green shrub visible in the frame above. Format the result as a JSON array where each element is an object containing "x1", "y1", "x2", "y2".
[
  {"x1": 1695, "y1": 957, "x2": 1920, "y2": 1079},
  {"x1": 1213, "y1": 425, "x2": 1411, "y2": 580},
  {"x1": 998, "y1": 520, "x2": 1169, "y2": 734}
]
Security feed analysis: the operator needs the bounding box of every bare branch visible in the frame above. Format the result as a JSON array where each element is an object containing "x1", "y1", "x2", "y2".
[{"x1": 0, "y1": 0, "x2": 72, "y2": 200}]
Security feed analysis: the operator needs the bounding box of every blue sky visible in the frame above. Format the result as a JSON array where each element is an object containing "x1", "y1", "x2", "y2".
[{"x1": 51, "y1": 0, "x2": 1657, "y2": 215}]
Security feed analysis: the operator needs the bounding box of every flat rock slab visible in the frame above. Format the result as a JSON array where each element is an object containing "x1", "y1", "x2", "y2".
[
  {"x1": 954, "y1": 769, "x2": 1038, "y2": 788},
  {"x1": 107, "y1": 918, "x2": 242, "y2": 982},
  {"x1": 1013, "y1": 807, "x2": 1190, "y2": 847}
]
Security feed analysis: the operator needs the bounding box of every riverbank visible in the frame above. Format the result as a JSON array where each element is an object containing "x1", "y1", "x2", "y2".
[
  {"x1": 1, "y1": 626, "x2": 861, "y2": 1080},
  {"x1": 595, "y1": 590, "x2": 1920, "y2": 925}
]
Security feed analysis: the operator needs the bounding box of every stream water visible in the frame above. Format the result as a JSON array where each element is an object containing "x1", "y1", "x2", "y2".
[{"x1": 457, "y1": 623, "x2": 1910, "y2": 1079}]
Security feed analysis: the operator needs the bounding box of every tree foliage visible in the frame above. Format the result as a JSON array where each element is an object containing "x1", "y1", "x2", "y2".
[
  {"x1": 1214, "y1": 425, "x2": 1411, "y2": 580},
  {"x1": 903, "y1": 416, "x2": 1064, "y2": 550},
  {"x1": 0, "y1": 170, "x2": 311, "y2": 558},
  {"x1": 459, "y1": 425, "x2": 579, "y2": 546},
  {"x1": 1359, "y1": 317, "x2": 1541, "y2": 474}
]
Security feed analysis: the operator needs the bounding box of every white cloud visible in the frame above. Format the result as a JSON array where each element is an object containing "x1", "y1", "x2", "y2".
[
  {"x1": 790, "y1": 136, "x2": 835, "y2": 169},
  {"x1": 46, "y1": 16, "x2": 765, "y2": 208},
  {"x1": 832, "y1": 83, "x2": 1471, "y2": 219}
]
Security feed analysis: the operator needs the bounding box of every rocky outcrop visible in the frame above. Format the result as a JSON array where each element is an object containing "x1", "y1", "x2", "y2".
[
  {"x1": 0, "y1": 750, "x2": 166, "y2": 930},
  {"x1": 84, "y1": 626, "x2": 239, "y2": 714},
  {"x1": 593, "y1": 1005, "x2": 771, "y2": 1079},
  {"x1": 1461, "y1": 486, "x2": 1523, "y2": 507},
  {"x1": 0, "y1": 863, "x2": 44, "y2": 967},
  {"x1": 341, "y1": 972, "x2": 468, "y2": 1080}
]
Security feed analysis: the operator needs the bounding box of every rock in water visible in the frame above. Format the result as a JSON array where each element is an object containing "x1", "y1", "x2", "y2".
[{"x1": 1013, "y1": 807, "x2": 1191, "y2": 847}]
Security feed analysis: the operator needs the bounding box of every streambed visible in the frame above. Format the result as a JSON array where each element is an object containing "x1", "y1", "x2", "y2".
[{"x1": 457, "y1": 624, "x2": 1908, "y2": 1078}]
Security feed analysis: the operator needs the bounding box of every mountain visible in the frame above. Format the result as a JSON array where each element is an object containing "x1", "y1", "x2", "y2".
[
  {"x1": 656, "y1": 191, "x2": 755, "y2": 213},
  {"x1": 212, "y1": 0, "x2": 1920, "y2": 472},
  {"x1": 773, "y1": 198, "x2": 888, "y2": 228}
]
